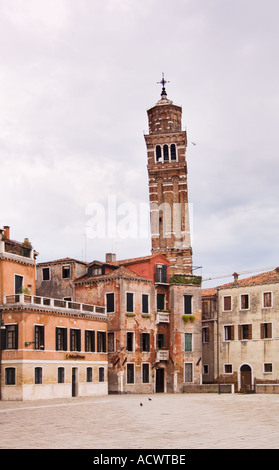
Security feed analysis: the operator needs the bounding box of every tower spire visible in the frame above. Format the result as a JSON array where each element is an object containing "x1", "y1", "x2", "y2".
[{"x1": 157, "y1": 73, "x2": 169, "y2": 98}]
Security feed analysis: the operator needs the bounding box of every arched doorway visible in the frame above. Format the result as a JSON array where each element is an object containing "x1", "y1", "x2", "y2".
[{"x1": 240, "y1": 364, "x2": 252, "y2": 392}]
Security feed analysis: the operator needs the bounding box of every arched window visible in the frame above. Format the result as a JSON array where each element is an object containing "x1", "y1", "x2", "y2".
[
  {"x1": 163, "y1": 144, "x2": 169, "y2": 161},
  {"x1": 156, "y1": 145, "x2": 162, "y2": 162},
  {"x1": 170, "y1": 143, "x2": 176, "y2": 160}
]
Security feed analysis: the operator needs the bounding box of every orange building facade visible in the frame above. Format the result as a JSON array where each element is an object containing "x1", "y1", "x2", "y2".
[{"x1": 0, "y1": 227, "x2": 108, "y2": 400}]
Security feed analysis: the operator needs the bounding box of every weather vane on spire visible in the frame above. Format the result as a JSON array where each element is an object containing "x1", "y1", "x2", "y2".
[{"x1": 157, "y1": 73, "x2": 169, "y2": 98}]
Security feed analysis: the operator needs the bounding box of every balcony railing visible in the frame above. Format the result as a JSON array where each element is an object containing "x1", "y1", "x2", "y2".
[
  {"x1": 156, "y1": 349, "x2": 169, "y2": 361},
  {"x1": 156, "y1": 311, "x2": 170, "y2": 324},
  {"x1": 3, "y1": 294, "x2": 106, "y2": 317}
]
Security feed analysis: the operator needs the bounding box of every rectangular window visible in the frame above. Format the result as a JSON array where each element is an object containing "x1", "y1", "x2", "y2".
[
  {"x1": 223, "y1": 296, "x2": 232, "y2": 311},
  {"x1": 99, "y1": 367, "x2": 105, "y2": 382},
  {"x1": 184, "y1": 295, "x2": 192, "y2": 315},
  {"x1": 127, "y1": 363, "x2": 134, "y2": 384},
  {"x1": 203, "y1": 365, "x2": 209, "y2": 374},
  {"x1": 142, "y1": 363, "x2": 150, "y2": 383},
  {"x1": 260, "y1": 323, "x2": 272, "y2": 339},
  {"x1": 70, "y1": 329, "x2": 81, "y2": 352},
  {"x1": 14, "y1": 275, "x2": 23, "y2": 294},
  {"x1": 239, "y1": 324, "x2": 252, "y2": 340},
  {"x1": 185, "y1": 333, "x2": 192, "y2": 351},
  {"x1": 106, "y1": 293, "x2": 115, "y2": 313},
  {"x1": 184, "y1": 363, "x2": 193, "y2": 382},
  {"x1": 108, "y1": 332, "x2": 115, "y2": 352},
  {"x1": 157, "y1": 333, "x2": 165, "y2": 349},
  {"x1": 85, "y1": 330, "x2": 95, "y2": 352},
  {"x1": 140, "y1": 333, "x2": 150, "y2": 352},
  {"x1": 5, "y1": 367, "x2": 16, "y2": 385},
  {"x1": 142, "y1": 294, "x2": 149, "y2": 314},
  {"x1": 62, "y1": 265, "x2": 71, "y2": 279},
  {"x1": 42, "y1": 268, "x2": 50, "y2": 281},
  {"x1": 6, "y1": 325, "x2": 18, "y2": 350},
  {"x1": 87, "y1": 367, "x2": 93, "y2": 382},
  {"x1": 263, "y1": 292, "x2": 272, "y2": 308},
  {"x1": 56, "y1": 327, "x2": 67, "y2": 351},
  {"x1": 34, "y1": 325, "x2": 44, "y2": 349},
  {"x1": 35, "y1": 367, "x2": 43, "y2": 384},
  {"x1": 240, "y1": 294, "x2": 249, "y2": 310},
  {"x1": 126, "y1": 292, "x2": 134, "y2": 313},
  {"x1": 224, "y1": 364, "x2": 232, "y2": 374},
  {"x1": 202, "y1": 327, "x2": 209, "y2": 343},
  {"x1": 157, "y1": 293, "x2": 165, "y2": 310},
  {"x1": 97, "y1": 331, "x2": 107, "y2": 352},
  {"x1": 58, "y1": 367, "x2": 65, "y2": 383},
  {"x1": 224, "y1": 325, "x2": 234, "y2": 341},
  {"x1": 155, "y1": 264, "x2": 167, "y2": 283},
  {"x1": 126, "y1": 332, "x2": 134, "y2": 352},
  {"x1": 264, "y1": 363, "x2": 272, "y2": 373}
]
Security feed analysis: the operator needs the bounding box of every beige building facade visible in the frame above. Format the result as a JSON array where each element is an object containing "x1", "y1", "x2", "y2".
[{"x1": 202, "y1": 269, "x2": 279, "y2": 392}]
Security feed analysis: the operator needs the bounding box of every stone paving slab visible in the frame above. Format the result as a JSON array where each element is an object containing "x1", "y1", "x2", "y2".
[{"x1": 0, "y1": 393, "x2": 278, "y2": 449}]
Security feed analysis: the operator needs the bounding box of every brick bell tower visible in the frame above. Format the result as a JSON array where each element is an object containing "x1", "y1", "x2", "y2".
[{"x1": 144, "y1": 75, "x2": 193, "y2": 275}]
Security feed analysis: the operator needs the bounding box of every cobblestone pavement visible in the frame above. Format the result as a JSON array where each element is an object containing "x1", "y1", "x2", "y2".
[{"x1": 0, "y1": 393, "x2": 279, "y2": 449}]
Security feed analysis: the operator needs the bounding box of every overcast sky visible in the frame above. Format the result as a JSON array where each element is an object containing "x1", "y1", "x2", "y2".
[{"x1": 1, "y1": 0, "x2": 279, "y2": 287}]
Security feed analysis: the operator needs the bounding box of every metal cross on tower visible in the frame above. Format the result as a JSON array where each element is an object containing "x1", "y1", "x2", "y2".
[{"x1": 157, "y1": 73, "x2": 169, "y2": 97}]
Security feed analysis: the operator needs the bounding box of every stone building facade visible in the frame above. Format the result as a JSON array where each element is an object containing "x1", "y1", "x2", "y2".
[{"x1": 202, "y1": 269, "x2": 279, "y2": 392}]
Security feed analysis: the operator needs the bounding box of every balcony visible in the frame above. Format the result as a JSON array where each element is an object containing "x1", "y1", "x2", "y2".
[
  {"x1": 156, "y1": 349, "x2": 169, "y2": 361},
  {"x1": 3, "y1": 294, "x2": 106, "y2": 318},
  {"x1": 156, "y1": 310, "x2": 170, "y2": 324}
]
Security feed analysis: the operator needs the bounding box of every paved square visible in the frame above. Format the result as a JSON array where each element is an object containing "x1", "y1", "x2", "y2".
[{"x1": 0, "y1": 393, "x2": 278, "y2": 449}]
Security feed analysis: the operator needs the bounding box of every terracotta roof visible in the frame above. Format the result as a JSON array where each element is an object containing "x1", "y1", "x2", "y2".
[
  {"x1": 37, "y1": 257, "x2": 88, "y2": 266},
  {"x1": 218, "y1": 268, "x2": 279, "y2": 289},
  {"x1": 202, "y1": 288, "x2": 217, "y2": 297},
  {"x1": 74, "y1": 265, "x2": 151, "y2": 284},
  {"x1": 106, "y1": 253, "x2": 169, "y2": 266}
]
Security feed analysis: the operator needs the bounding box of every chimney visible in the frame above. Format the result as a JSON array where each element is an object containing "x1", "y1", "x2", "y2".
[
  {"x1": 3, "y1": 226, "x2": 10, "y2": 239},
  {"x1": 233, "y1": 272, "x2": 239, "y2": 284},
  {"x1": 106, "y1": 253, "x2": 116, "y2": 262}
]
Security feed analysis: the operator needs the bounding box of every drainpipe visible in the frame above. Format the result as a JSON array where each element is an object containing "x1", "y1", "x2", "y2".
[{"x1": 216, "y1": 289, "x2": 220, "y2": 394}]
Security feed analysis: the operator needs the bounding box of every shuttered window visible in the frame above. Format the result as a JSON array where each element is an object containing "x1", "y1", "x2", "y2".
[
  {"x1": 142, "y1": 294, "x2": 149, "y2": 314},
  {"x1": 260, "y1": 323, "x2": 272, "y2": 339},
  {"x1": 97, "y1": 331, "x2": 107, "y2": 352},
  {"x1": 106, "y1": 293, "x2": 114, "y2": 313},
  {"x1": 239, "y1": 324, "x2": 252, "y2": 340},
  {"x1": 85, "y1": 330, "x2": 95, "y2": 352},
  {"x1": 126, "y1": 292, "x2": 134, "y2": 313},
  {"x1": 240, "y1": 294, "x2": 249, "y2": 310},
  {"x1": 142, "y1": 363, "x2": 149, "y2": 383},
  {"x1": 224, "y1": 325, "x2": 234, "y2": 341},
  {"x1": 127, "y1": 363, "x2": 134, "y2": 384},
  {"x1": 35, "y1": 325, "x2": 44, "y2": 349},
  {"x1": 263, "y1": 292, "x2": 272, "y2": 308},
  {"x1": 223, "y1": 296, "x2": 232, "y2": 311},
  {"x1": 184, "y1": 295, "x2": 192, "y2": 315},
  {"x1": 70, "y1": 329, "x2": 81, "y2": 352},
  {"x1": 185, "y1": 333, "x2": 192, "y2": 351},
  {"x1": 140, "y1": 333, "x2": 150, "y2": 352},
  {"x1": 157, "y1": 293, "x2": 165, "y2": 310},
  {"x1": 126, "y1": 332, "x2": 134, "y2": 352},
  {"x1": 6, "y1": 324, "x2": 18, "y2": 350},
  {"x1": 56, "y1": 327, "x2": 67, "y2": 351},
  {"x1": 184, "y1": 363, "x2": 193, "y2": 382}
]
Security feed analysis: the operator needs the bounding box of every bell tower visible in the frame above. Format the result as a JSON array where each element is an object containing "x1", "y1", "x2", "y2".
[{"x1": 144, "y1": 75, "x2": 192, "y2": 275}]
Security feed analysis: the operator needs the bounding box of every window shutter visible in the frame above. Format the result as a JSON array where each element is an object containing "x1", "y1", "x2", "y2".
[
  {"x1": 162, "y1": 264, "x2": 167, "y2": 283},
  {"x1": 238, "y1": 325, "x2": 242, "y2": 340},
  {"x1": 63, "y1": 328, "x2": 67, "y2": 351},
  {"x1": 140, "y1": 333, "x2": 143, "y2": 351},
  {"x1": 1, "y1": 328, "x2": 6, "y2": 350},
  {"x1": 248, "y1": 324, "x2": 252, "y2": 340},
  {"x1": 14, "y1": 324, "x2": 18, "y2": 350},
  {"x1": 260, "y1": 323, "x2": 264, "y2": 339},
  {"x1": 41, "y1": 325, "x2": 45, "y2": 349},
  {"x1": 77, "y1": 330, "x2": 81, "y2": 352},
  {"x1": 268, "y1": 323, "x2": 272, "y2": 338},
  {"x1": 91, "y1": 331, "x2": 95, "y2": 352},
  {"x1": 231, "y1": 325, "x2": 234, "y2": 341}
]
